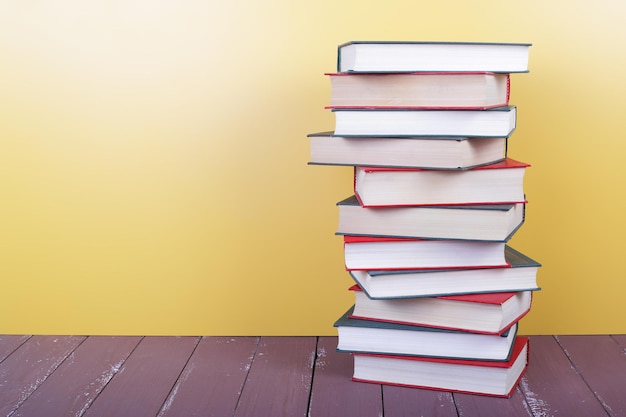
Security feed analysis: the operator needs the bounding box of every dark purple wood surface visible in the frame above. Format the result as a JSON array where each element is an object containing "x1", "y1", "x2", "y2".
[
  {"x1": 11, "y1": 336, "x2": 141, "y2": 417},
  {"x1": 454, "y1": 388, "x2": 532, "y2": 417},
  {"x1": 308, "y1": 336, "x2": 383, "y2": 417},
  {"x1": 0, "y1": 335, "x2": 85, "y2": 417},
  {"x1": 556, "y1": 335, "x2": 626, "y2": 417},
  {"x1": 520, "y1": 335, "x2": 610, "y2": 417},
  {"x1": 81, "y1": 336, "x2": 199, "y2": 417},
  {"x1": 158, "y1": 336, "x2": 259, "y2": 417},
  {"x1": 233, "y1": 336, "x2": 316, "y2": 417},
  {"x1": 612, "y1": 334, "x2": 626, "y2": 348},
  {"x1": 1, "y1": 335, "x2": 624, "y2": 417},
  {"x1": 383, "y1": 385, "x2": 458, "y2": 417},
  {"x1": 0, "y1": 335, "x2": 30, "y2": 362}
]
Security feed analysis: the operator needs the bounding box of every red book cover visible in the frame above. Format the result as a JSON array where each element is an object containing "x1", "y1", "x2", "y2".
[{"x1": 437, "y1": 291, "x2": 519, "y2": 305}]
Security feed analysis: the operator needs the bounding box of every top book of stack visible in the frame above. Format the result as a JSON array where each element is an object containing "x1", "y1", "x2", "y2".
[{"x1": 337, "y1": 41, "x2": 531, "y2": 73}]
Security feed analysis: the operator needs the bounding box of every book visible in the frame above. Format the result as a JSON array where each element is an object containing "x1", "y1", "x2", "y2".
[
  {"x1": 334, "y1": 306, "x2": 518, "y2": 361},
  {"x1": 343, "y1": 235, "x2": 508, "y2": 271},
  {"x1": 326, "y1": 72, "x2": 510, "y2": 109},
  {"x1": 350, "y1": 285, "x2": 533, "y2": 335},
  {"x1": 332, "y1": 106, "x2": 517, "y2": 138},
  {"x1": 351, "y1": 337, "x2": 529, "y2": 398},
  {"x1": 349, "y1": 245, "x2": 541, "y2": 298},
  {"x1": 336, "y1": 195, "x2": 525, "y2": 241},
  {"x1": 353, "y1": 158, "x2": 529, "y2": 207},
  {"x1": 337, "y1": 41, "x2": 531, "y2": 73},
  {"x1": 307, "y1": 132, "x2": 507, "y2": 170}
]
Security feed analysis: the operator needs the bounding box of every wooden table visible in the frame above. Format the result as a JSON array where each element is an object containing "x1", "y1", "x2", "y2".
[{"x1": 1, "y1": 335, "x2": 624, "y2": 417}]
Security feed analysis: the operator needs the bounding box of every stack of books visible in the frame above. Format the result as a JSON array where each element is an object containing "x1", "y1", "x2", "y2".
[{"x1": 308, "y1": 41, "x2": 541, "y2": 398}]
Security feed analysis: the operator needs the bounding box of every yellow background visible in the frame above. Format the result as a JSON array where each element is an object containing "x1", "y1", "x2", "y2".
[{"x1": 1, "y1": 0, "x2": 624, "y2": 335}]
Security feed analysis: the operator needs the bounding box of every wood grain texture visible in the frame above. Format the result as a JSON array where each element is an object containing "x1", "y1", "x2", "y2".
[
  {"x1": 308, "y1": 336, "x2": 383, "y2": 417},
  {"x1": 157, "y1": 336, "x2": 259, "y2": 417},
  {"x1": 82, "y1": 336, "x2": 199, "y2": 417},
  {"x1": 519, "y1": 336, "x2": 610, "y2": 417},
  {"x1": 233, "y1": 336, "x2": 316, "y2": 417},
  {"x1": 0, "y1": 334, "x2": 624, "y2": 417},
  {"x1": 0, "y1": 336, "x2": 85, "y2": 417},
  {"x1": 454, "y1": 388, "x2": 532, "y2": 417},
  {"x1": 557, "y1": 335, "x2": 626, "y2": 417},
  {"x1": 383, "y1": 384, "x2": 458, "y2": 417},
  {"x1": 11, "y1": 336, "x2": 141, "y2": 417},
  {"x1": 611, "y1": 334, "x2": 626, "y2": 348},
  {"x1": 0, "y1": 335, "x2": 31, "y2": 363}
]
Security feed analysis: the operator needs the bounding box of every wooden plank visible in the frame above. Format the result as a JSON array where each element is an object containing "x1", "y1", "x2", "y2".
[
  {"x1": 611, "y1": 335, "x2": 626, "y2": 348},
  {"x1": 233, "y1": 336, "x2": 316, "y2": 417},
  {"x1": 157, "y1": 336, "x2": 259, "y2": 417},
  {"x1": 0, "y1": 335, "x2": 31, "y2": 363},
  {"x1": 383, "y1": 385, "x2": 457, "y2": 417},
  {"x1": 308, "y1": 336, "x2": 383, "y2": 417},
  {"x1": 0, "y1": 335, "x2": 85, "y2": 417},
  {"x1": 11, "y1": 336, "x2": 141, "y2": 417},
  {"x1": 557, "y1": 335, "x2": 626, "y2": 417},
  {"x1": 518, "y1": 336, "x2": 609, "y2": 417},
  {"x1": 453, "y1": 388, "x2": 532, "y2": 417},
  {"x1": 82, "y1": 336, "x2": 199, "y2": 417}
]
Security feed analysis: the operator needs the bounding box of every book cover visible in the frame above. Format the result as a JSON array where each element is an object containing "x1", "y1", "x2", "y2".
[
  {"x1": 353, "y1": 158, "x2": 530, "y2": 207},
  {"x1": 337, "y1": 195, "x2": 526, "y2": 241},
  {"x1": 349, "y1": 245, "x2": 541, "y2": 298},
  {"x1": 351, "y1": 337, "x2": 530, "y2": 398},
  {"x1": 334, "y1": 306, "x2": 518, "y2": 361},
  {"x1": 355, "y1": 156, "x2": 528, "y2": 174},
  {"x1": 332, "y1": 106, "x2": 517, "y2": 138},
  {"x1": 307, "y1": 131, "x2": 507, "y2": 170},
  {"x1": 325, "y1": 72, "x2": 510, "y2": 110},
  {"x1": 342, "y1": 235, "x2": 508, "y2": 271},
  {"x1": 337, "y1": 41, "x2": 531, "y2": 73},
  {"x1": 349, "y1": 285, "x2": 534, "y2": 335}
]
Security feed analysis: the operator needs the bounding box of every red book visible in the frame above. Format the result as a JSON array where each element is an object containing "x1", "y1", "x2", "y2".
[
  {"x1": 353, "y1": 158, "x2": 530, "y2": 207},
  {"x1": 352, "y1": 337, "x2": 529, "y2": 398},
  {"x1": 349, "y1": 285, "x2": 533, "y2": 335},
  {"x1": 343, "y1": 235, "x2": 509, "y2": 271}
]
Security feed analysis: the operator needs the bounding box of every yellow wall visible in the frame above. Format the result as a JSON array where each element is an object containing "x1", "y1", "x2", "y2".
[{"x1": 1, "y1": 0, "x2": 625, "y2": 335}]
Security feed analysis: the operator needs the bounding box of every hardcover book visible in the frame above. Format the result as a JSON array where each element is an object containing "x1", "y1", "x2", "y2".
[
  {"x1": 308, "y1": 132, "x2": 507, "y2": 170},
  {"x1": 353, "y1": 158, "x2": 529, "y2": 207},
  {"x1": 349, "y1": 245, "x2": 541, "y2": 298},
  {"x1": 334, "y1": 306, "x2": 518, "y2": 361},
  {"x1": 326, "y1": 72, "x2": 510, "y2": 109},
  {"x1": 337, "y1": 41, "x2": 531, "y2": 73},
  {"x1": 351, "y1": 337, "x2": 529, "y2": 398},
  {"x1": 350, "y1": 285, "x2": 533, "y2": 335},
  {"x1": 332, "y1": 106, "x2": 517, "y2": 138},
  {"x1": 343, "y1": 235, "x2": 508, "y2": 271},
  {"x1": 336, "y1": 195, "x2": 525, "y2": 241}
]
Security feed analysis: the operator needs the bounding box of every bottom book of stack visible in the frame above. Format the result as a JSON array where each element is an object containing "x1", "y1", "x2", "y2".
[
  {"x1": 352, "y1": 337, "x2": 529, "y2": 398},
  {"x1": 334, "y1": 305, "x2": 530, "y2": 398}
]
